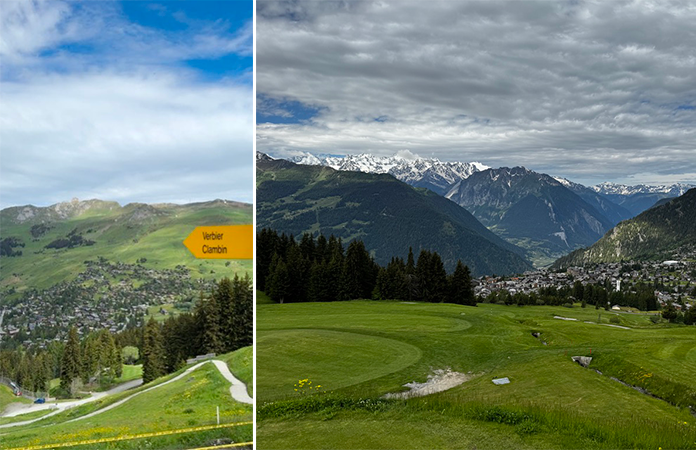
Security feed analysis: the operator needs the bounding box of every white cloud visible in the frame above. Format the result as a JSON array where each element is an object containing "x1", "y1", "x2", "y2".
[
  {"x1": 0, "y1": 0, "x2": 252, "y2": 208},
  {"x1": 256, "y1": 0, "x2": 696, "y2": 186}
]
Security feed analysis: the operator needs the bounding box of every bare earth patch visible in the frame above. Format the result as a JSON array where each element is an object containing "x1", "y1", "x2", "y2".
[{"x1": 383, "y1": 369, "x2": 476, "y2": 399}]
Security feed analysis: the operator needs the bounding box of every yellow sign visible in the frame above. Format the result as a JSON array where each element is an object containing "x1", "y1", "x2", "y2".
[{"x1": 183, "y1": 225, "x2": 253, "y2": 259}]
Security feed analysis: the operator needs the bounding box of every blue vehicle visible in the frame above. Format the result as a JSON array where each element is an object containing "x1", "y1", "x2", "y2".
[{"x1": 34, "y1": 398, "x2": 45, "y2": 404}]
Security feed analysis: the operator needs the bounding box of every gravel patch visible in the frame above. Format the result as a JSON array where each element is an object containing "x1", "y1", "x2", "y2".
[{"x1": 383, "y1": 368, "x2": 475, "y2": 399}]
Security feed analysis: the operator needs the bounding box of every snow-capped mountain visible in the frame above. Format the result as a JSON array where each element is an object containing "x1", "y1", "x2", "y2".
[
  {"x1": 286, "y1": 151, "x2": 489, "y2": 195},
  {"x1": 447, "y1": 167, "x2": 615, "y2": 265},
  {"x1": 590, "y1": 182, "x2": 695, "y2": 216},
  {"x1": 591, "y1": 182, "x2": 694, "y2": 197},
  {"x1": 553, "y1": 177, "x2": 633, "y2": 225}
]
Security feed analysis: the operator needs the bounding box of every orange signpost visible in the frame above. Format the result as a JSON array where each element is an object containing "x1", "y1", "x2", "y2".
[{"x1": 183, "y1": 225, "x2": 253, "y2": 259}]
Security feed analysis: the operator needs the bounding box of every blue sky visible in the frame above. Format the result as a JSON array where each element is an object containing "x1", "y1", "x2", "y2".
[
  {"x1": 256, "y1": 1, "x2": 696, "y2": 187},
  {"x1": 0, "y1": 0, "x2": 253, "y2": 208}
]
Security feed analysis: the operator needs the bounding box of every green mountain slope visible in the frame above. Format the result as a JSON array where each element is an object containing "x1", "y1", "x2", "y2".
[
  {"x1": 256, "y1": 155, "x2": 532, "y2": 277},
  {"x1": 554, "y1": 188, "x2": 696, "y2": 266},
  {"x1": 0, "y1": 198, "x2": 252, "y2": 301}
]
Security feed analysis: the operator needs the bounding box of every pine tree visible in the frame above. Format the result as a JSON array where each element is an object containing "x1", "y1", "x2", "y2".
[
  {"x1": 195, "y1": 290, "x2": 224, "y2": 354},
  {"x1": 60, "y1": 327, "x2": 82, "y2": 392},
  {"x1": 232, "y1": 275, "x2": 253, "y2": 349},
  {"x1": 267, "y1": 253, "x2": 290, "y2": 303},
  {"x1": 214, "y1": 277, "x2": 235, "y2": 350},
  {"x1": 449, "y1": 260, "x2": 474, "y2": 305},
  {"x1": 142, "y1": 318, "x2": 165, "y2": 383}
]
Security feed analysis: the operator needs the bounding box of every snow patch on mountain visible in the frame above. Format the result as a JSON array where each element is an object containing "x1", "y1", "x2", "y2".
[
  {"x1": 286, "y1": 151, "x2": 489, "y2": 194},
  {"x1": 591, "y1": 182, "x2": 695, "y2": 196}
]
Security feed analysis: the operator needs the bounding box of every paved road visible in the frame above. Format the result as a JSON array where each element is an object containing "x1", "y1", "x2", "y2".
[
  {"x1": 211, "y1": 360, "x2": 253, "y2": 404},
  {"x1": 0, "y1": 359, "x2": 252, "y2": 429}
]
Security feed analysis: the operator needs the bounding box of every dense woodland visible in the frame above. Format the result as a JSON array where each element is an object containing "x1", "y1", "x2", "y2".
[
  {"x1": 256, "y1": 229, "x2": 694, "y2": 324},
  {"x1": 257, "y1": 228, "x2": 476, "y2": 305},
  {"x1": 0, "y1": 275, "x2": 252, "y2": 396}
]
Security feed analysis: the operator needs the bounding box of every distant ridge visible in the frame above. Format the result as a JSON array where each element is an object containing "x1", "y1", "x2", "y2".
[
  {"x1": 287, "y1": 151, "x2": 488, "y2": 195},
  {"x1": 554, "y1": 188, "x2": 696, "y2": 266},
  {"x1": 257, "y1": 153, "x2": 532, "y2": 277}
]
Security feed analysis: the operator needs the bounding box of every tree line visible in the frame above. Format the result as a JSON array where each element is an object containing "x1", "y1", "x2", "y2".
[
  {"x1": 0, "y1": 275, "x2": 252, "y2": 396},
  {"x1": 257, "y1": 228, "x2": 475, "y2": 305},
  {"x1": 481, "y1": 280, "x2": 660, "y2": 311}
]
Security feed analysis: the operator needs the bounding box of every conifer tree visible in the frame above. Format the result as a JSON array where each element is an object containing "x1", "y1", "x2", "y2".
[
  {"x1": 232, "y1": 274, "x2": 253, "y2": 349},
  {"x1": 196, "y1": 291, "x2": 224, "y2": 354},
  {"x1": 60, "y1": 327, "x2": 82, "y2": 392},
  {"x1": 142, "y1": 318, "x2": 165, "y2": 383},
  {"x1": 267, "y1": 253, "x2": 290, "y2": 303},
  {"x1": 449, "y1": 260, "x2": 474, "y2": 305},
  {"x1": 214, "y1": 277, "x2": 235, "y2": 350}
]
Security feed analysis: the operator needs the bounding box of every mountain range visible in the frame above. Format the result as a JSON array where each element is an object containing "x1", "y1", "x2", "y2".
[
  {"x1": 257, "y1": 153, "x2": 532, "y2": 276},
  {"x1": 446, "y1": 167, "x2": 614, "y2": 266},
  {"x1": 554, "y1": 188, "x2": 696, "y2": 266},
  {"x1": 288, "y1": 151, "x2": 488, "y2": 195},
  {"x1": 590, "y1": 182, "x2": 694, "y2": 216},
  {"x1": 281, "y1": 151, "x2": 694, "y2": 267}
]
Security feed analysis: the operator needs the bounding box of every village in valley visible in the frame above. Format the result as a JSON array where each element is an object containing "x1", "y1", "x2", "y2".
[
  {"x1": 476, "y1": 256, "x2": 696, "y2": 313},
  {"x1": 0, "y1": 258, "x2": 216, "y2": 349}
]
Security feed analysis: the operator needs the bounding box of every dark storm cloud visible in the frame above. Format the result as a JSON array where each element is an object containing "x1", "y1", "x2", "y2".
[{"x1": 256, "y1": 0, "x2": 696, "y2": 186}]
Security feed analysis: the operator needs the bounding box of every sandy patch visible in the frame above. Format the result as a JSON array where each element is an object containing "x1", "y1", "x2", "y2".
[{"x1": 383, "y1": 368, "x2": 476, "y2": 399}]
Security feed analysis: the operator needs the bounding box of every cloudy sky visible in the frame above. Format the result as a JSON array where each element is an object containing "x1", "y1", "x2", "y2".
[
  {"x1": 257, "y1": 1, "x2": 696, "y2": 187},
  {"x1": 0, "y1": 0, "x2": 252, "y2": 209}
]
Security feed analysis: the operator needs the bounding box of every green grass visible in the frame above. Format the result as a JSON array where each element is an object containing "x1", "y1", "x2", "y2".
[
  {"x1": 257, "y1": 301, "x2": 696, "y2": 449},
  {"x1": 0, "y1": 347, "x2": 253, "y2": 449},
  {"x1": 0, "y1": 386, "x2": 29, "y2": 413},
  {"x1": 256, "y1": 290, "x2": 274, "y2": 304},
  {"x1": 0, "y1": 409, "x2": 53, "y2": 426}
]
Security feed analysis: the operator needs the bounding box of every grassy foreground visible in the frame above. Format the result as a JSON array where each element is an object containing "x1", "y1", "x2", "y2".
[
  {"x1": 0, "y1": 347, "x2": 252, "y2": 449},
  {"x1": 257, "y1": 300, "x2": 696, "y2": 449}
]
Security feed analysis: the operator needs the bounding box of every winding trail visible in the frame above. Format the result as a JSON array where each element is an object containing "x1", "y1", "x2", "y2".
[{"x1": 0, "y1": 359, "x2": 252, "y2": 429}]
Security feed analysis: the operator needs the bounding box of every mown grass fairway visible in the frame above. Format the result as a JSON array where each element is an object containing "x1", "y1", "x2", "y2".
[
  {"x1": 0, "y1": 348, "x2": 252, "y2": 450},
  {"x1": 257, "y1": 300, "x2": 696, "y2": 449}
]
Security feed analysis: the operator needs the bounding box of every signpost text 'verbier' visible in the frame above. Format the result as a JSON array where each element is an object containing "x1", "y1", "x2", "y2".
[{"x1": 183, "y1": 225, "x2": 253, "y2": 259}]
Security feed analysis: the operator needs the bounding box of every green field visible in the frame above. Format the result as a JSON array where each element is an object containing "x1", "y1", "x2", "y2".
[
  {"x1": 1, "y1": 200, "x2": 252, "y2": 300},
  {"x1": 257, "y1": 300, "x2": 696, "y2": 449},
  {"x1": 0, "y1": 347, "x2": 252, "y2": 449}
]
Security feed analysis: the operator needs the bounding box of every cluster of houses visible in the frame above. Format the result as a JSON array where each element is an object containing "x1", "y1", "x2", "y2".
[
  {"x1": 0, "y1": 258, "x2": 214, "y2": 348},
  {"x1": 475, "y1": 259, "x2": 695, "y2": 310}
]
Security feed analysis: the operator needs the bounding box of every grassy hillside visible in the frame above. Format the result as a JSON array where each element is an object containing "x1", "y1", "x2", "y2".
[
  {"x1": 257, "y1": 301, "x2": 696, "y2": 449},
  {"x1": 0, "y1": 199, "x2": 252, "y2": 300},
  {"x1": 555, "y1": 188, "x2": 696, "y2": 266},
  {"x1": 0, "y1": 386, "x2": 29, "y2": 414},
  {"x1": 257, "y1": 157, "x2": 532, "y2": 276},
  {"x1": 0, "y1": 348, "x2": 252, "y2": 449}
]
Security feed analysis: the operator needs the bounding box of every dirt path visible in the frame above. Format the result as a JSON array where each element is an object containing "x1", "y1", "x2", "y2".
[{"x1": 0, "y1": 359, "x2": 252, "y2": 429}]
